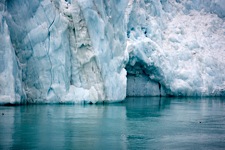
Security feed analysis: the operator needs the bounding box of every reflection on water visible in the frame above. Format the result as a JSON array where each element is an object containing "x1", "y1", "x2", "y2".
[{"x1": 0, "y1": 97, "x2": 225, "y2": 149}]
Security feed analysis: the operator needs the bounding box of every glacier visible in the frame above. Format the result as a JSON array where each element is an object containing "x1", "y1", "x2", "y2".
[{"x1": 0, "y1": 0, "x2": 225, "y2": 104}]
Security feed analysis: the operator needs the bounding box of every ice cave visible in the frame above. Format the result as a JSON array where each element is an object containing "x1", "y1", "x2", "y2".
[{"x1": 0, "y1": 0, "x2": 225, "y2": 104}]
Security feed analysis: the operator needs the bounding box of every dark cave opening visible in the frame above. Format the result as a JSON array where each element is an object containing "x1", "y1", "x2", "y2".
[{"x1": 125, "y1": 62, "x2": 163, "y2": 97}]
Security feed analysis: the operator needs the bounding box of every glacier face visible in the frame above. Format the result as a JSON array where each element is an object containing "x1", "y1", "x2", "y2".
[
  {"x1": 126, "y1": 0, "x2": 225, "y2": 97},
  {"x1": 0, "y1": 0, "x2": 128, "y2": 104},
  {"x1": 0, "y1": 5, "x2": 25, "y2": 104},
  {"x1": 0, "y1": 0, "x2": 225, "y2": 104}
]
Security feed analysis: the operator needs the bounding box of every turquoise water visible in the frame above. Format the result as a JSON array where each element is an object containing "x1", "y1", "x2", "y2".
[{"x1": 0, "y1": 97, "x2": 225, "y2": 150}]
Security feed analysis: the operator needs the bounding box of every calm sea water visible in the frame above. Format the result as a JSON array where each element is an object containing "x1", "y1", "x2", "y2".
[{"x1": 0, "y1": 97, "x2": 225, "y2": 150}]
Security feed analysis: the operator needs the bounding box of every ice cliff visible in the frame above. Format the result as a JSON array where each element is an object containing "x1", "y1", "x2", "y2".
[
  {"x1": 126, "y1": 0, "x2": 225, "y2": 97},
  {"x1": 0, "y1": 0, "x2": 225, "y2": 104}
]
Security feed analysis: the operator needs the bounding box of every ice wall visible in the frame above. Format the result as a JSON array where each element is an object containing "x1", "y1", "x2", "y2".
[
  {"x1": 0, "y1": 1, "x2": 25, "y2": 104},
  {"x1": 126, "y1": 0, "x2": 225, "y2": 96},
  {"x1": 1, "y1": 0, "x2": 128, "y2": 104},
  {"x1": 0, "y1": 0, "x2": 225, "y2": 104},
  {"x1": 75, "y1": 0, "x2": 128, "y2": 101},
  {"x1": 5, "y1": 0, "x2": 72, "y2": 103}
]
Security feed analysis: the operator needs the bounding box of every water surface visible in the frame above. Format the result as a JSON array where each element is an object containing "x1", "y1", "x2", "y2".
[{"x1": 0, "y1": 97, "x2": 225, "y2": 149}]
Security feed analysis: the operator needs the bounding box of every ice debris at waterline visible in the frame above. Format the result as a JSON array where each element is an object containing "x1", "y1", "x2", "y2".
[{"x1": 0, "y1": 0, "x2": 225, "y2": 104}]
